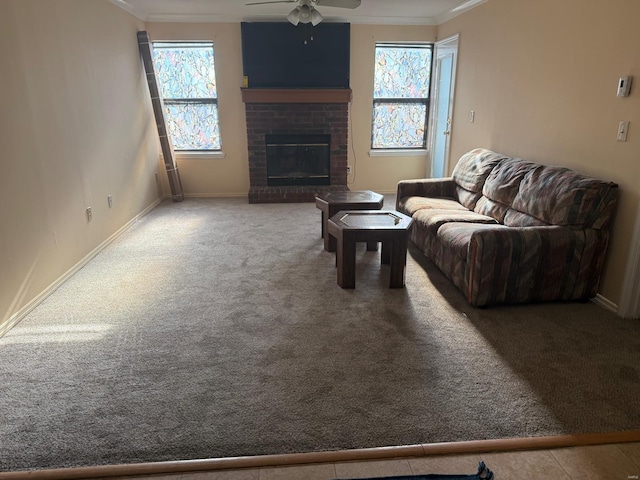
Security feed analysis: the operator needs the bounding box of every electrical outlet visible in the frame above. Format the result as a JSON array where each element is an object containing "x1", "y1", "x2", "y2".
[
  {"x1": 469, "y1": 110, "x2": 475, "y2": 123},
  {"x1": 107, "y1": 195, "x2": 113, "y2": 208},
  {"x1": 86, "y1": 207, "x2": 92, "y2": 222},
  {"x1": 346, "y1": 165, "x2": 352, "y2": 174}
]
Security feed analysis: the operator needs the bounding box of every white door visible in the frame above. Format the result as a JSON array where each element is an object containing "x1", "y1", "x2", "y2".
[{"x1": 428, "y1": 34, "x2": 459, "y2": 178}]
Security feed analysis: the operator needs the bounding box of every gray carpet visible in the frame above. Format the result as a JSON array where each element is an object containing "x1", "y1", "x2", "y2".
[{"x1": 1, "y1": 196, "x2": 640, "y2": 472}]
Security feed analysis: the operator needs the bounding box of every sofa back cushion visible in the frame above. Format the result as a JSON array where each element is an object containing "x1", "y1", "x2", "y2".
[
  {"x1": 451, "y1": 148, "x2": 507, "y2": 210},
  {"x1": 511, "y1": 163, "x2": 618, "y2": 228},
  {"x1": 478, "y1": 157, "x2": 618, "y2": 228}
]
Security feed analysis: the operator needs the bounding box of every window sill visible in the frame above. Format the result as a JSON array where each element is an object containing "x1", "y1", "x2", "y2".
[
  {"x1": 162, "y1": 151, "x2": 227, "y2": 160},
  {"x1": 369, "y1": 149, "x2": 427, "y2": 158}
]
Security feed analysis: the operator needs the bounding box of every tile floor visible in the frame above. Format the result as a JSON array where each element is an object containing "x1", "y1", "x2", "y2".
[{"x1": 114, "y1": 442, "x2": 640, "y2": 480}]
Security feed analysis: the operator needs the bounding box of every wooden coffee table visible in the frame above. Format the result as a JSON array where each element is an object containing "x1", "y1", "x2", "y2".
[
  {"x1": 327, "y1": 210, "x2": 413, "y2": 289},
  {"x1": 315, "y1": 190, "x2": 384, "y2": 252}
]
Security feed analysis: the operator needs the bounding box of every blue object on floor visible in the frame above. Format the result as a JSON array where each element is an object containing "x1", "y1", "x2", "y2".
[{"x1": 335, "y1": 461, "x2": 493, "y2": 480}]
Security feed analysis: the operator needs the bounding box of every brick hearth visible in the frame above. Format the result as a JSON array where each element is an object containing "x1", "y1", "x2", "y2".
[{"x1": 243, "y1": 89, "x2": 351, "y2": 203}]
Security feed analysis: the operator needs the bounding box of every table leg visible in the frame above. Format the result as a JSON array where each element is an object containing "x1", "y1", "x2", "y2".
[
  {"x1": 321, "y1": 211, "x2": 325, "y2": 239},
  {"x1": 336, "y1": 233, "x2": 356, "y2": 288},
  {"x1": 326, "y1": 206, "x2": 339, "y2": 252},
  {"x1": 381, "y1": 241, "x2": 391, "y2": 264},
  {"x1": 389, "y1": 234, "x2": 408, "y2": 288},
  {"x1": 323, "y1": 210, "x2": 337, "y2": 252},
  {"x1": 328, "y1": 234, "x2": 337, "y2": 252}
]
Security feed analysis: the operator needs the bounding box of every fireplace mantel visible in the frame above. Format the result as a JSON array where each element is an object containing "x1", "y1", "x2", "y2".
[{"x1": 241, "y1": 88, "x2": 352, "y2": 104}]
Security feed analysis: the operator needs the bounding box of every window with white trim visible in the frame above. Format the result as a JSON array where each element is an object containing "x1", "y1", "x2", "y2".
[
  {"x1": 371, "y1": 43, "x2": 433, "y2": 150},
  {"x1": 152, "y1": 42, "x2": 221, "y2": 152}
]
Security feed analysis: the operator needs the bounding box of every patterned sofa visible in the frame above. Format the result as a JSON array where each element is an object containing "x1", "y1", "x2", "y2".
[{"x1": 396, "y1": 148, "x2": 619, "y2": 306}]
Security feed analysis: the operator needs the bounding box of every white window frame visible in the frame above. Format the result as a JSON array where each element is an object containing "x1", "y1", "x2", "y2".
[
  {"x1": 152, "y1": 41, "x2": 224, "y2": 157},
  {"x1": 370, "y1": 43, "x2": 434, "y2": 154}
]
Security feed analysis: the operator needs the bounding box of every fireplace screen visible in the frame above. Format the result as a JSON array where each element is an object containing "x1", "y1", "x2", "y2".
[{"x1": 265, "y1": 134, "x2": 330, "y2": 186}]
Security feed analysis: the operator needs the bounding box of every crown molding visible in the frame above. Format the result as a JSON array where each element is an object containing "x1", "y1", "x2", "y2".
[
  {"x1": 143, "y1": 13, "x2": 440, "y2": 25},
  {"x1": 339, "y1": 15, "x2": 439, "y2": 25},
  {"x1": 436, "y1": 0, "x2": 487, "y2": 24},
  {"x1": 108, "y1": 0, "x2": 147, "y2": 21},
  {"x1": 145, "y1": 13, "x2": 274, "y2": 23},
  {"x1": 109, "y1": 0, "x2": 485, "y2": 26}
]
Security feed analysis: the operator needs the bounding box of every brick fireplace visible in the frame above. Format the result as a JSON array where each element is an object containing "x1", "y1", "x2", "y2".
[{"x1": 242, "y1": 88, "x2": 352, "y2": 203}]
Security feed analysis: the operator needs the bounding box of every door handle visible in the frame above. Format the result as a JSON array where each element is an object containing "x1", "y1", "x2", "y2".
[{"x1": 443, "y1": 130, "x2": 450, "y2": 135}]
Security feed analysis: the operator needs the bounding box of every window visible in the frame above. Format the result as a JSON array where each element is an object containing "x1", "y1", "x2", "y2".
[
  {"x1": 152, "y1": 42, "x2": 221, "y2": 152},
  {"x1": 371, "y1": 43, "x2": 433, "y2": 150}
]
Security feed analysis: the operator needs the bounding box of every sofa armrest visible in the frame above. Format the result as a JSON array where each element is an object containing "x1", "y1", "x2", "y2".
[
  {"x1": 396, "y1": 178, "x2": 456, "y2": 210},
  {"x1": 466, "y1": 226, "x2": 609, "y2": 306}
]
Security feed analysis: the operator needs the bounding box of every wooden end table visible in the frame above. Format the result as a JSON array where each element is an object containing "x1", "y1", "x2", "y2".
[
  {"x1": 327, "y1": 210, "x2": 413, "y2": 289},
  {"x1": 315, "y1": 190, "x2": 384, "y2": 252}
]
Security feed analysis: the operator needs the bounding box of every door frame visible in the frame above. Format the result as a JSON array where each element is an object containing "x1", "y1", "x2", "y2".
[
  {"x1": 427, "y1": 34, "x2": 459, "y2": 177},
  {"x1": 618, "y1": 205, "x2": 640, "y2": 319}
]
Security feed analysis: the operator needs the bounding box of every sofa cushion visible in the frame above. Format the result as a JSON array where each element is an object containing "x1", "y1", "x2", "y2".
[
  {"x1": 412, "y1": 209, "x2": 498, "y2": 234},
  {"x1": 512, "y1": 164, "x2": 619, "y2": 228},
  {"x1": 503, "y1": 209, "x2": 549, "y2": 227},
  {"x1": 437, "y1": 223, "x2": 509, "y2": 260},
  {"x1": 474, "y1": 197, "x2": 510, "y2": 223},
  {"x1": 400, "y1": 196, "x2": 468, "y2": 216},
  {"x1": 454, "y1": 186, "x2": 482, "y2": 211},
  {"x1": 482, "y1": 157, "x2": 538, "y2": 206},
  {"x1": 451, "y1": 148, "x2": 508, "y2": 209},
  {"x1": 481, "y1": 157, "x2": 618, "y2": 228}
]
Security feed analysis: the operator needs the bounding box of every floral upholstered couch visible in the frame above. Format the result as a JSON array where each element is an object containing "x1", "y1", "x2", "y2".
[{"x1": 396, "y1": 148, "x2": 619, "y2": 306}]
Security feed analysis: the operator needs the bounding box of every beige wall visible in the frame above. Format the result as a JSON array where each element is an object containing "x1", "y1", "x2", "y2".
[
  {"x1": 145, "y1": 23, "x2": 436, "y2": 196},
  {"x1": 348, "y1": 24, "x2": 437, "y2": 193},
  {"x1": 0, "y1": 0, "x2": 162, "y2": 330},
  {"x1": 437, "y1": 0, "x2": 640, "y2": 305}
]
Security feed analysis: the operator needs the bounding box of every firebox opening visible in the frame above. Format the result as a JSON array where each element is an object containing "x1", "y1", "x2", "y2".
[{"x1": 266, "y1": 134, "x2": 330, "y2": 187}]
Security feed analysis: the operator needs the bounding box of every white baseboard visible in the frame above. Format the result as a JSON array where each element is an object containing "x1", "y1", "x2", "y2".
[
  {"x1": 591, "y1": 294, "x2": 618, "y2": 315},
  {"x1": 0, "y1": 198, "x2": 163, "y2": 338}
]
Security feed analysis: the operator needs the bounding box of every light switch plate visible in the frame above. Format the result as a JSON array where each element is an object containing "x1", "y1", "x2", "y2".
[{"x1": 617, "y1": 121, "x2": 629, "y2": 142}]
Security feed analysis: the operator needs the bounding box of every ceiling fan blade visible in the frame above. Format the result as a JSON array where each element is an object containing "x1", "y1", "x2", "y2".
[
  {"x1": 316, "y1": 0, "x2": 361, "y2": 9},
  {"x1": 245, "y1": 0, "x2": 296, "y2": 5}
]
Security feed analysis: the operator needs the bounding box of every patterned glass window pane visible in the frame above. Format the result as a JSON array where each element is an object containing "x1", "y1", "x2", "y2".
[
  {"x1": 372, "y1": 102, "x2": 427, "y2": 149},
  {"x1": 153, "y1": 43, "x2": 217, "y2": 99},
  {"x1": 371, "y1": 44, "x2": 432, "y2": 149},
  {"x1": 152, "y1": 42, "x2": 221, "y2": 151},
  {"x1": 374, "y1": 46, "x2": 431, "y2": 99},
  {"x1": 165, "y1": 103, "x2": 221, "y2": 150}
]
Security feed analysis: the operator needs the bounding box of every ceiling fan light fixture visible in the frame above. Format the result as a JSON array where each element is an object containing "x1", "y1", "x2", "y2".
[
  {"x1": 310, "y1": 8, "x2": 323, "y2": 25},
  {"x1": 286, "y1": 6, "x2": 301, "y2": 25},
  {"x1": 297, "y1": 4, "x2": 312, "y2": 23}
]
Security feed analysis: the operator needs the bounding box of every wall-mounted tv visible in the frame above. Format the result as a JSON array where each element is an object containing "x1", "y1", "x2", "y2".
[{"x1": 241, "y1": 22, "x2": 350, "y2": 89}]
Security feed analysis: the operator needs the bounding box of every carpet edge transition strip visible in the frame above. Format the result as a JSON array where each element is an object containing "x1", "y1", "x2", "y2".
[{"x1": 2, "y1": 431, "x2": 640, "y2": 480}]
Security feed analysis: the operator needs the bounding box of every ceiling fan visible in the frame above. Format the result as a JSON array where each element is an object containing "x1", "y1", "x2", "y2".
[{"x1": 245, "y1": 0, "x2": 362, "y2": 26}]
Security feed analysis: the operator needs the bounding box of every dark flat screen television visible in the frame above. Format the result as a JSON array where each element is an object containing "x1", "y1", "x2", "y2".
[{"x1": 241, "y1": 22, "x2": 350, "y2": 89}]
